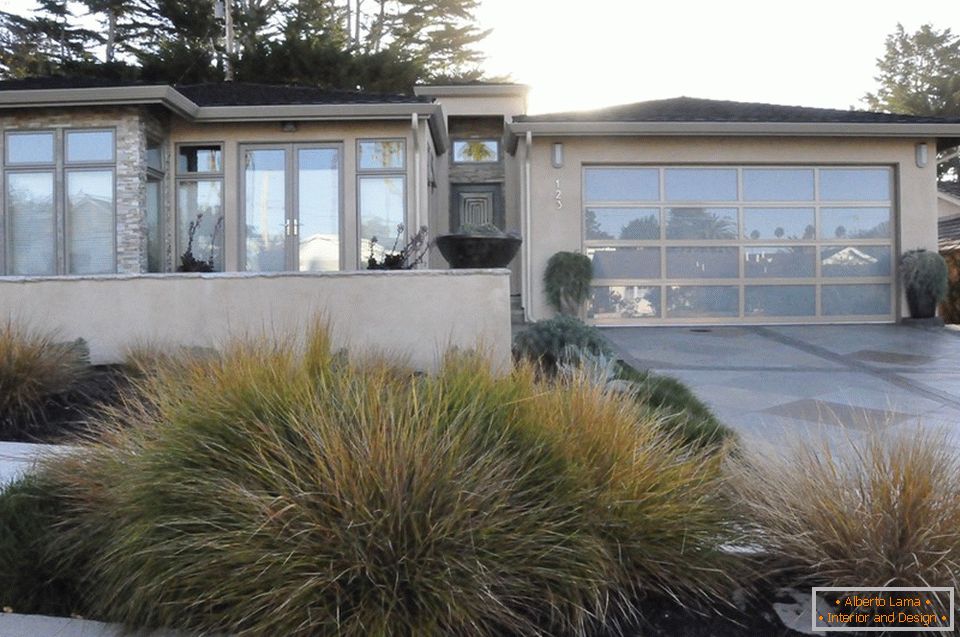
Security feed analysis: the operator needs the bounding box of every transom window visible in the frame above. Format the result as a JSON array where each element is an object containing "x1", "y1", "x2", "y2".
[
  {"x1": 452, "y1": 139, "x2": 499, "y2": 163},
  {"x1": 3, "y1": 128, "x2": 116, "y2": 275},
  {"x1": 583, "y1": 165, "x2": 894, "y2": 324}
]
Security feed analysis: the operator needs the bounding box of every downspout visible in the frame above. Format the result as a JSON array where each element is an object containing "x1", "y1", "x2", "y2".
[
  {"x1": 523, "y1": 131, "x2": 533, "y2": 323},
  {"x1": 412, "y1": 113, "x2": 421, "y2": 236}
]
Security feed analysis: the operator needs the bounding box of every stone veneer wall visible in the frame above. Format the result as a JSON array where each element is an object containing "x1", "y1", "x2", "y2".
[{"x1": 0, "y1": 106, "x2": 152, "y2": 274}]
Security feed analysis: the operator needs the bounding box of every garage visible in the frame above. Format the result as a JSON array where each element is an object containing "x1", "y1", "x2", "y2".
[{"x1": 583, "y1": 165, "x2": 895, "y2": 325}]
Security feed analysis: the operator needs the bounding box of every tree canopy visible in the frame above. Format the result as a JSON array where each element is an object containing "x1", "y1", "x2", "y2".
[
  {"x1": 864, "y1": 23, "x2": 960, "y2": 117},
  {"x1": 863, "y1": 23, "x2": 960, "y2": 179},
  {"x1": 0, "y1": 0, "x2": 494, "y2": 92}
]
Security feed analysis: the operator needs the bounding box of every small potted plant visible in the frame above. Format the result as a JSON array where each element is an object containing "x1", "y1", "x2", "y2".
[
  {"x1": 899, "y1": 249, "x2": 948, "y2": 321},
  {"x1": 366, "y1": 224, "x2": 430, "y2": 270},
  {"x1": 544, "y1": 251, "x2": 593, "y2": 317},
  {"x1": 178, "y1": 213, "x2": 224, "y2": 273},
  {"x1": 436, "y1": 223, "x2": 522, "y2": 269}
]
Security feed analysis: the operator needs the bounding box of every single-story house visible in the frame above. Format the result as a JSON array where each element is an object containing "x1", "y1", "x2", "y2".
[{"x1": 0, "y1": 76, "x2": 959, "y2": 333}]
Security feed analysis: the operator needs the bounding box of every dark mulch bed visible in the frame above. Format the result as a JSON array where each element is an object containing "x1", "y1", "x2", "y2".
[
  {"x1": 613, "y1": 590, "x2": 807, "y2": 637},
  {"x1": 1, "y1": 365, "x2": 132, "y2": 443}
]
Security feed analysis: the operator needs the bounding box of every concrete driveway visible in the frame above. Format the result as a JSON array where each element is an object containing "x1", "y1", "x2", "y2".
[{"x1": 605, "y1": 324, "x2": 960, "y2": 448}]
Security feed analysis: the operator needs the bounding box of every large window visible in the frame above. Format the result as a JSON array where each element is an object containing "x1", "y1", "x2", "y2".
[
  {"x1": 3, "y1": 128, "x2": 116, "y2": 275},
  {"x1": 358, "y1": 139, "x2": 406, "y2": 264},
  {"x1": 584, "y1": 165, "x2": 894, "y2": 324},
  {"x1": 176, "y1": 144, "x2": 224, "y2": 271}
]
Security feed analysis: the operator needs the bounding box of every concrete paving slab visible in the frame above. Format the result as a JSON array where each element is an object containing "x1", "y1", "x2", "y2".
[
  {"x1": 604, "y1": 324, "x2": 960, "y2": 441},
  {"x1": 0, "y1": 613, "x2": 179, "y2": 637}
]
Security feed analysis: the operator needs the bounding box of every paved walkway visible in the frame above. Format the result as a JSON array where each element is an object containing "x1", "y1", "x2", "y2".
[
  {"x1": 605, "y1": 324, "x2": 960, "y2": 449},
  {"x1": 0, "y1": 441, "x2": 70, "y2": 487}
]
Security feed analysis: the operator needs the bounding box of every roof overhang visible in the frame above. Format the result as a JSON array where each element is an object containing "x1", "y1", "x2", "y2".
[
  {"x1": 0, "y1": 85, "x2": 448, "y2": 154},
  {"x1": 938, "y1": 191, "x2": 960, "y2": 208},
  {"x1": 414, "y1": 84, "x2": 528, "y2": 99},
  {"x1": 506, "y1": 120, "x2": 960, "y2": 154},
  {"x1": 0, "y1": 85, "x2": 198, "y2": 119}
]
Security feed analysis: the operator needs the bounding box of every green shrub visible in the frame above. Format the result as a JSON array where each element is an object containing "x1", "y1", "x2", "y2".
[
  {"x1": 733, "y1": 429, "x2": 960, "y2": 624},
  {"x1": 39, "y1": 325, "x2": 740, "y2": 636},
  {"x1": 0, "y1": 474, "x2": 90, "y2": 617},
  {"x1": 900, "y1": 249, "x2": 948, "y2": 317},
  {"x1": 614, "y1": 362, "x2": 735, "y2": 451},
  {"x1": 544, "y1": 251, "x2": 592, "y2": 315},
  {"x1": 0, "y1": 320, "x2": 89, "y2": 438},
  {"x1": 512, "y1": 315, "x2": 613, "y2": 372}
]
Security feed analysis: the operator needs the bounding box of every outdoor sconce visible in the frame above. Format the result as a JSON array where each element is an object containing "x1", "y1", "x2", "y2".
[
  {"x1": 281, "y1": 121, "x2": 298, "y2": 133},
  {"x1": 552, "y1": 142, "x2": 563, "y2": 168},
  {"x1": 916, "y1": 143, "x2": 929, "y2": 168}
]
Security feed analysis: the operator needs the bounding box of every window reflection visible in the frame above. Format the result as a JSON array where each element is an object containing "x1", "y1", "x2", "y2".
[
  {"x1": 589, "y1": 286, "x2": 660, "y2": 319},
  {"x1": 665, "y1": 208, "x2": 738, "y2": 240},
  {"x1": 585, "y1": 208, "x2": 659, "y2": 240},
  {"x1": 7, "y1": 172, "x2": 55, "y2": 275},
  {"x1": 67, "y1": 170, "x2": 115, "y2": 274}
]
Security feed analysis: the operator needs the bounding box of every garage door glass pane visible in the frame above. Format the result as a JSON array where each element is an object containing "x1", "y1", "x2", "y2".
[
  {"x1": 820, "y1": 208, "x2": 890, "y2": 239},
  {"x1": 744, "y1": 247, "x2": 815, "y2": 278},
  {"x1": 743, "y1": 208, "x2": 815, "y2": 240},
  {"x1": 666, "y1": 286, "x2": 739, "y2": 317},
  {"x1": 585, "y1": 207, "x2": 659, "y2": 240},
  {"x1": 743, "y1": 169, "x2": 814, "y2": 201},
  {"x1": 822, "y1": 284, "x2": 890, "y2": 316},
  {"x1": 588, "y1": 247, "x2": 660, "y2": 279},
  {"x1": 590, "y1": 286, "x2": 660, "y2": 319},
  {"x1": 819, "y1": 169, "x2": 891, "y2": 201},
  {"x1": 665, "y1": 208, "x2": 738, "y2": 239},
  {"x1": 820, "y1": 245, "x2": 891, "y2": 277},
  {"x1": 666, "y1": 247, "x2": 738, "y2": 278},
  {"x1": 584, "y1": 168, "x2": 659, "y2": 202},
  {"x1": 665, "y1": 168, "x2": 737, "y2": 201},
  {"x1": 745, "y1": 286, "x2": 815, "y2": 317}
]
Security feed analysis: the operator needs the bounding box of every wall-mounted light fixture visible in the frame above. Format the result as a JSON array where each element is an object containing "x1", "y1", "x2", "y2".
[
  {"x1": 552, "y1": 142, "x2": 563, "y2": 168},
  {"x1": 916, "y1": 142, "x2": 929, "y2": 168},
  {"x1": 281, "y1": 121, "x2": 298, "y2": 133}
]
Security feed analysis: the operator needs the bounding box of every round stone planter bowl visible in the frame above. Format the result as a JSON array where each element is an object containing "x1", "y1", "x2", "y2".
[{"x1": 436, "y1": 234, "x2": 522, "y2": 269}]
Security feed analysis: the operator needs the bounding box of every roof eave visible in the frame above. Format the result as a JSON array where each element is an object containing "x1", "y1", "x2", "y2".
[
  {"x1": 0, "y1": 85, "x2": 198, "y2": 119},
  {"x1": 414, "y1": 84, "x2": 529, "y2": 98},
  {"x1": 508, "y1": 120, "x2": 960, "y2": 137}
]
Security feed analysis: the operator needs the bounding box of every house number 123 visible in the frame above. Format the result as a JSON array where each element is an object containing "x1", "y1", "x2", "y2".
[{"x1": 555, "y1": 179, "x2": 563, "y2": 210}]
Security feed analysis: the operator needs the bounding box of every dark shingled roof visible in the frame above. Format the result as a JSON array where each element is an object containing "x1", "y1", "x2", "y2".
[
  {"x1": 939, "y1": 181, "x2": 960, "y2": 200},
  {"x1": 516, "y1": 96, "x2": 960, "y2": 124},
  {"x1": 939, "y1": 183, "x2": 960, "y2": 251},
  {"x1": 0, "y1": 76, "x2": 429, "y2": 106},
  {"x1": 939, "y1": 216, "x2": 960, "y2": 252},
  {"x1": 174, "y1": 82, "x2": 429, "y2": 106}
]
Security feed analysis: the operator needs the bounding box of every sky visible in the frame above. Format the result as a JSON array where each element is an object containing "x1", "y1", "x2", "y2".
[{"x1": 3, "y1": 0, "x2": 959, "y2": 114}]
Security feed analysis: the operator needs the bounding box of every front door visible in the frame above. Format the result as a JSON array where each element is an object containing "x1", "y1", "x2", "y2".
[
  {"x1": 242, "y1": 144, "x2": 341, "y2": 272},
  {"x1": 450, "y1": 183, "x2": 503, "y2": 232}
]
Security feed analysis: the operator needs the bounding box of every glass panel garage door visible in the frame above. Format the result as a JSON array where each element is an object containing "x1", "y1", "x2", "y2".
[{"x1": 584, "y1": 166, "x2": 894, "y2": 324}]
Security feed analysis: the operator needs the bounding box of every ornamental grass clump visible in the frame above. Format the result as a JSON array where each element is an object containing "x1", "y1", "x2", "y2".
[
  {"x1": 39, "y1": 323, "x2": 741, "y2": 637},
  {"x1": 732, "y1": 428, "x2": 960, "y2": 622},
  {"x1": 0, "y1": 320, "x2": 89, "y2": 438}
]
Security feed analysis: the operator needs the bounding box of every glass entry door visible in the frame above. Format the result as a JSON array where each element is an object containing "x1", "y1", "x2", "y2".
[{"x1": 243, "y1": 144, "x2": 341, "y2": 272}]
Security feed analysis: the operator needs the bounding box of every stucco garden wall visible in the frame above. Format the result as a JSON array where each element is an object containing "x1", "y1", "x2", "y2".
[
  {"x1": 523, "y1": 135, "x2": 940, "y2": 321},
  {"x1": 0, "y1": 270, "x2": 511, "y2": 371}
]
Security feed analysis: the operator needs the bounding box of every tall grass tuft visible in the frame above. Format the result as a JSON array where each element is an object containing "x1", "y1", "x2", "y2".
[
  {"x1": 38, "y1": 324, "x2": 740, "y2": 637},
  {"x1": 0, "y1": 320, "x2": 89, "y2": 437},
  {"x1": 732, "y1": 428, "x2": 960, "y2": 618}
]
